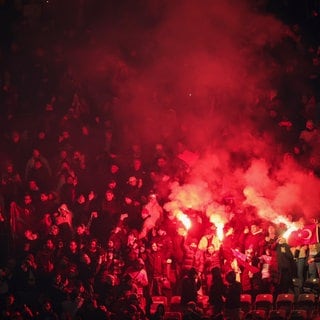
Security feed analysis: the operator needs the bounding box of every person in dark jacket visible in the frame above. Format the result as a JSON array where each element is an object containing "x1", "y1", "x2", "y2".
[
  {"x1": 180, "y1": 267, "x2": 201, "y2": 307},
  {"x1": 224, "y1": 270, "x2": 242, "y2": 320},
  {"x1": 274, "y1": 237, "x2": 296, "y2": 295},
  {"x1": 209, "y1": 267, "x2": 225, "y2": 318}
]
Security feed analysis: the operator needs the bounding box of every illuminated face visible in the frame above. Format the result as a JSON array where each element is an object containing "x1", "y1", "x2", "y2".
[
  {"x1": 127, "y1": 233, "x2": 137, "y2": 245},
  {"x1": 151, "y1": 243, "x2": 158, "y2": 251},
  {"x1": 225, "y1": 226, "x2": 234, "y2": 236},
  {"x1": 107, "y1": 240, "x2": 114, "y2": 248},
  {"x1": 6, "y1": 295, "x2": 14, "y2": 305},
  {"x1": 29, "y1": 180, "x2": 38, "y2": 190},
  {"x1": 207, "y1": 245, "x2": 215, "y2": 254},
  {"x1": 46, "y1": 239, "x2": 54, "y2": 250},
  {"x1": 60, "y1": 161, "x2": 70, "y2": 170},
  {"x1": 177, "y1": 227, "x2": 187, "y2": 236},
  {"x1": 108, "y1": 180, "x2": 116, "y2": 189},
  {"x1": 77, "y1": 194, "x2": 86, "y2": 204},
  {"x1": 82, "y1": 126, "x2": 89, "y2": 135},
  {"x1": 44, "y1": 301, "x2": 52, "y2": 311},
  {"x1": 133, "y1": 159, "x2": 141, "y2": 170},
  {"x1": 43, "y1": 214, "x2": 52, "y2": 227},
  {"x1": 128, "y1": 176, "x2": 137, "y2": 186},
  {"x1": 268, "y1": 225, "x2": 275, "y2": 234},
  {"x1": 61, "y1": 131, "x2": 70, "y2": 139},
  {"x1": 250, "y1": 224, "x2": 258, "y2": 234},
  {"x1": 66, "y1": 176, "x2": 74, "y2": 184},
  {"x1": 24, "y1": 229, "x2": 33, "y2": 239},
  {"x1": 69, "y1": 241, "x2": 77, "y2": 252},
  {"x1": 110, "y1": 164, "x2": 119, "y2": 174},
  {"x1": 24, "y1": 195, "x2": 32, "y2": 204},
  {"x1": 306, "y1": 120, "x2": 314, "y2": 130},
  {"x1": 141, "y1": 208, "x2": 149, "y2": 219},
  {"x1": 50, "y1": 225, "x2": 59, "y2": 235},
  {"x1": 59, "y1": 203, "x2": 69, "y2": 212},
  {"x1": 32, "y1": 149, "x2": 40, "y2": 158},
  {"x1": 40, "y1": 193, "x2": 49, "y2": 201},
  {"x1": 148, "y1": 194, "x2": 157, "y2": 202},
  {"x1": 190, "y1": 242, "x2": 197, "y2": 249},
  {"x1": 105, "y1": 191, "x2": 114, "y2": 201},
  {"x1": 82, "y1": 254, "x2": 91, "y2": 264},
  {"x1": 157, "y1": 157, "x2": 166, "y2": 168},
  {"x1": 245, "y1": 249, "x2": 253, "y2": 259},
  {"x1": 157, "y1": 229, "x2": 166, "y2": 236},
  {"x1": 73, "y1": 150, "x2": 82, "y2": 159},
  {"x1": 76, "y1": 225, "x2": 85, "y2": 234},
  {"x1": 90, "y1": 240, "x2": 97, "y2": 250},
  {"x1": 155, "y1": 143, "x2": 164, "y2": 152},
  {"x1": 54, "y1": 273, "x2": 62, "y2": 284},
  {"x1": 60, "y1": 150, "x2": 68, "y2": 159}
]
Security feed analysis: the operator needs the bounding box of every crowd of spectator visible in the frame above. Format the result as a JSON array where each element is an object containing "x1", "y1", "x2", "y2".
[{"x1": 1, "y1": 1, "x2": 320, "y2": 320}]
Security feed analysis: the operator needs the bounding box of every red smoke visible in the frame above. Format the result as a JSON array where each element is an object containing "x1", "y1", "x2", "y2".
[{"x1": 64, "y1": 1, "x2": 319, "y2": 229}]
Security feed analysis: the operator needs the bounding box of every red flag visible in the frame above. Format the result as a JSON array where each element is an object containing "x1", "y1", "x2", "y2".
[
  {"x1": 231, "y1": 248, "x2": 247, "y2": 262},
  {"x1": 231, "y1": 249, "x2": 260, "y2": 274},
  {"x1": 287, "y1": 224, "x2": 319, "y2": 246}
]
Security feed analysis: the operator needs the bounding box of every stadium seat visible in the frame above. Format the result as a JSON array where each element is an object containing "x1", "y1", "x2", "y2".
[
  {"x1": 164, "y1": 311, "x2": 182, "y2": 320},
  {"x1": 254, "y1": 293, "x2": 273, "y2": 316},
  {"x1": 150, "y1": 302, "x2": 166, "y2": 315},
  {"x1": 170, "y1": 295, "x2": 181, "y2": 304},
  {"x1": 169, "y1": 295, "x2": 182, "y2": 312},
  {"x1": 240, "y1": 293, "x2": 252, "y2": 316},
  {"x1": 292, "y1": 278, "x2": 302, "y2": 299},
  {"x1": 288, "y1": 309, "x2": 307, "y2": 320},
  {"x1": 295, "y1": 293, "x2": 316, "y2": 319},
  {"x1": 245, "y1": 309, "x2": 267, "y2": 320},
  {"x1": 269, "y1": 309, "x2": 286, "y2": 320},
  {"x1": 276, "y1": 293, "x2": 295, "y2": 317},
  {"x1": 303, "y1": 278, "x2": 320, "y2": 295},
  {"x1": 152, "y1": 295, "x2": 168, "y2": 306},
  {"x1": 150, "y1": 296, "x2": 168, "y2": 314},
  {"x1": 197, "y1": 294, "x2": 209, "y2": 310}
]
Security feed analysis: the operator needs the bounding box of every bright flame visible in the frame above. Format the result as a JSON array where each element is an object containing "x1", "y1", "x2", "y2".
[
  {"x1": 176, "y1": 210, "x2": 191, "y2": 230},
  {"x1": 216, "y1": 223, "x2": 225, "y2": 241},
  {"x1": 208, "y1": 208, "x2": 226, "y2": 241},
  {"x1": 274, "y1": 216, "x2": 298, "y2": 240},
  {"x1": 244, "y1": 186, "x2": 300, "y2": 241},
  {"x1": 282, "y1": 225, "x2": 298, "y2": 240}
]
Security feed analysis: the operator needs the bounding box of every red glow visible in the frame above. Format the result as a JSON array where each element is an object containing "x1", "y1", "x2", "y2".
[{"x1": 176, "y1": 210, "x2": 192, "y2": 230}]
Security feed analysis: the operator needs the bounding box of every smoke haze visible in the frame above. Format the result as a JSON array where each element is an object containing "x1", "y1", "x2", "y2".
[{"x1": 65, "y1": 0, "x2": 319, "y2": 224}]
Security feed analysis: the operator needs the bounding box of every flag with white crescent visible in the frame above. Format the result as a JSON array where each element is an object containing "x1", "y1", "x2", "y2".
[{"x1": 287, "y1": 224, "x2": 319, "y2": 246}]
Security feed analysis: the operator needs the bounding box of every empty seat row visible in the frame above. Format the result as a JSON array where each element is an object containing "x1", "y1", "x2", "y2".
[
  {"x1": 152, "y1": 293, "x2": 318, "y2": 319},
  {"x1": 241, "y1": 293, "x2": 318, "y2": 319},
  {"x1": 150, "y1": 294, "x2": 210, "y2": 313},
  {"x1": 245, "y1": 309, "x2": 308, "y2": 320}
]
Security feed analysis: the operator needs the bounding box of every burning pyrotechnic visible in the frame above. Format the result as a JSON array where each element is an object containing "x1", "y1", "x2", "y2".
[
  {"x1": 176, "y1": 210, "x2": 191, "y2": 230},
  {"x1": 273, "y1": 215, "x2": 297, "y2": 239},
  {"x1": 206, "y1": 204, "x2": 227, "y2": 241}
]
